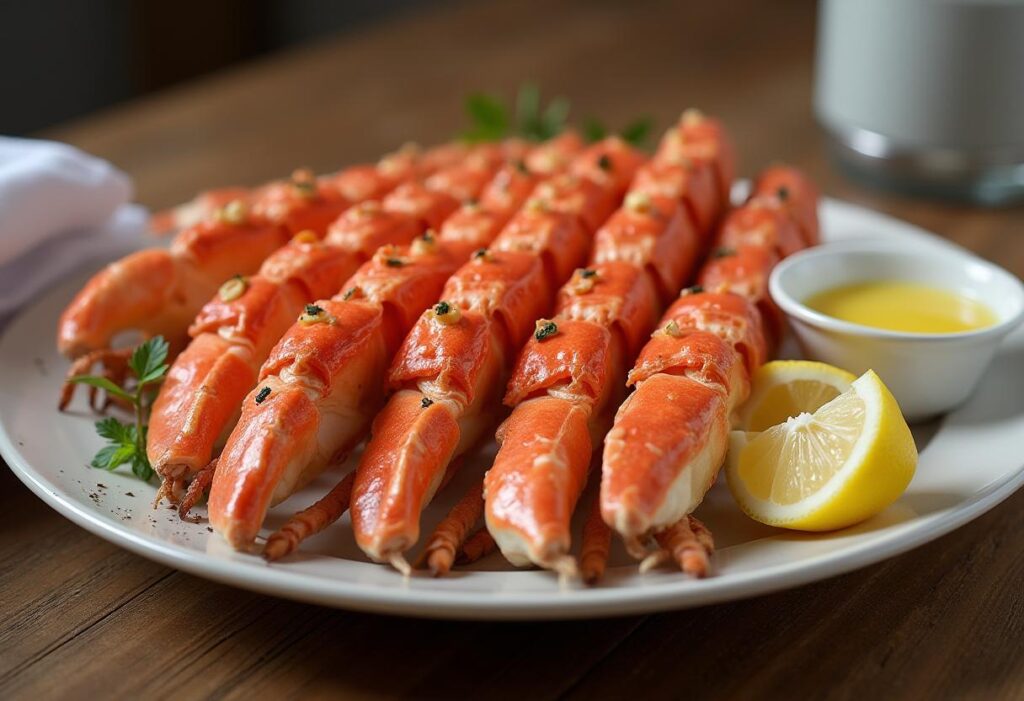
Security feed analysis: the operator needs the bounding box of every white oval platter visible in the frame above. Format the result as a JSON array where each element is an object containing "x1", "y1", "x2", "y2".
[{"x1": 2, "y1": 197, "x2": 1022, "y2": 620}]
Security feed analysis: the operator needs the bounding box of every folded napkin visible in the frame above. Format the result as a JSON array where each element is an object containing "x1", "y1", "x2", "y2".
[{"x1": 0, "y1": 137, "x2": 147, "y2": 324}]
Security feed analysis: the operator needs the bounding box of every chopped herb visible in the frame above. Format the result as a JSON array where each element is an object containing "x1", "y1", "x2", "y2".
[
  {"x1": 712, "y1": 247, "x2": 736, "y2": 259},
  {"x1": 219, "y1": 275, "x2": 247, "y2": 302},
  {"x1": 255, "y1": 387, "x2": 272, "y2": 404},
  {"x1": 305, "y1": 304, "x2": 324, "y2": 316},
  {"x1": 534, "y1": 320, "x2": 558, "y2": 341},
  {"x1": 580, "y1": 268, "x2": 597, "y2": 279},
  {"x1": 434, "y1": 301, "x2": 451, "y2": 315},
  {"x1": 514, "y1": 159, "x2": 529, "y2": 175},
  {"x1": 682, "y1": 285, "x2": 704, "y2": 295},
  {"x1": 777, "y1": 186, "x2": 790, "y2": 201},
  {"x1": 433, "y1": 300, "x2": 461, "y2": 325},
  {"x1": 342, "y1": 287, "x2": 358, "y2": 300},
  {"x1": 597, "y1": 154, "x2": 612, "y2": 172},
  {"x1": 385, "y1": 257, "x2": 405, "y2": 267},
  {"x1": 68, "y1": 336, "x2": 170, "y2": 482},
  {"x1": 421, "y1": 397, "x2": 434, "y2": 408}
]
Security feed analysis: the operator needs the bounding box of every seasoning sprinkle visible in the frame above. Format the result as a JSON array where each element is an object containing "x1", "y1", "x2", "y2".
[
  {"x1": 411, "y1": 230, "x2": 437, "y2": 255},
  {"x1": 217, "y1": 199, "x2": 247, "y2": 225},
  {"x1": 342, "y1": 286, "x2": 360, "y2": 301},
  {"x1": 597, "y1": 154, "x2": 612, "y2": 172},
  {"x1": 385, "y1": 257, "x2": 405, "y2": 267},
  {"x1": 218, "y1": 275, "x2": 247, "y2": 302},
  {"x1": 305, "y1": 304, "x2": 323, "y2": 316},
  {"x1": 625, "y1": 191, "x2": 652, "y2": 213},
  {"x1": 421, "y1": 397, "x2": 434, "y2": 408},
  {"x1": 255, "y1": 387, "x2": 272, "y2": 404},
  {"x1": 571, "y1": 268, "x2": 598, "y2": 295},
  {"x1": 292, "y1": 229, "x2": 318, "y2": 244},
  {"x1": 514, "y1": 159, "x2": 529, "y2": 175},
  {"x1": 299, "y1": 303, "x2": 335, "y2": 325},
  {"x1": 712, "y1": 247, "x2": 736, "y2": 259},
  {"x1": 534, "y1": 319, "x2": 558, "y2": 341},
  {"x1": 681, "y1": 284, "x2": 704, "y2": 296},
  {"x1": 433, "y1": 301, "x2": 461, "y2": 325},
  {"x1": 472, "y1": 248, "x2": 493, "y2": 263},
  {"x1": 777, "y1": 186, "x2": 790, "y2": 201},
  {"x1": 580, "y1": 268, "x2": 598, "y2": 279},
  {"x1": 661, "y1": 320, "x2": 682, "y2": 338}
]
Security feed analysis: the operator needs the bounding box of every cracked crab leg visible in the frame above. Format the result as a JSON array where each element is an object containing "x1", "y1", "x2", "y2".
[
  {"x1": 348, "y1": 138, "x2": 644, "y2": 572},
  {"x1": 206, "y1": 134, "x2": 584, "y2": 550},
  {"x1": 600, "y1": 165, "x2": 820, "y2": 573},
  {"x1": 147, "y1": 143, "x2": 518, "y2": 487},
  {"x1": 483, "y1": 111, "x2": 733, "y2": 575}
]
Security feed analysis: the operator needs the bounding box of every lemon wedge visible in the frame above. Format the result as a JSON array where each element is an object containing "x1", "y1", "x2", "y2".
[
  {"x1": 726, "y1": 369, "x2": 917, "y2": 531},
  {"x1": 738, "y1": 360, "x2": 857, "y2": 432}
]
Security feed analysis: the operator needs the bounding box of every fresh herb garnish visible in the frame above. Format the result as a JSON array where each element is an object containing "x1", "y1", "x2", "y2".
[
  {"x1": 462, "y1": 83, "x2": 569, "y2": 143},
  {"x1": 421, "y1": 397, "x2": 434, "y2": 409},
  {"x1": 305, "y1": 304, "x2": 324, "y2": 316},
  {"x1": 583, "y1": 116, "x2": 654, "y2": 147},
  {"x1": 580, "y1": 268, "x2": 597, "y2": 279},
  {"x1": 460, "y1": 84, "x2": 654, "y2": 148},
  {"x1": 68, "y1": 336, "x2": 170, "y2": 481}
]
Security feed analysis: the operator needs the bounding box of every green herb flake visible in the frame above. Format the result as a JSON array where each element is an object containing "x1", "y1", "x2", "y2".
[
  {"x1": 597, "y1": 154, "x2": 612, "y2": 172},
  {"x1": 580, "y1": 268, "x2": 597, "y2": 279},
  {"x1": 305, "y1": 304, "x2": 324, "y2": 317},
  {"x1": 534, "y1": 320, "x2": 559, "y2": 341},
  {"x1": 712, "y1": 247, "x2": 736, "y2": 259},
  {"x1": 421, "y1": 397, "x2": 434, "y2": 409},
  {"x1": 255, "y1": 386, "x2": 272, "y2": 404}
]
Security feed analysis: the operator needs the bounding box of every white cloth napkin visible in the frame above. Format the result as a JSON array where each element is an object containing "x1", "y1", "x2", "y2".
[{"x1": 0, "y1": 137, "x2": 147, "y2": 323}]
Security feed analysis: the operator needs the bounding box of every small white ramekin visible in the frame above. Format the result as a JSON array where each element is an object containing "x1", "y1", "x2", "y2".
[{"x1": 769, "y1": 239, "x2": 1024, "y2": 422}]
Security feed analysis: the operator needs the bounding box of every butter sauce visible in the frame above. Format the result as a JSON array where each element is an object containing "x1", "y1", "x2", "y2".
[{"x1": 805, "y1": 281, "x2": 998, "y2": 334}]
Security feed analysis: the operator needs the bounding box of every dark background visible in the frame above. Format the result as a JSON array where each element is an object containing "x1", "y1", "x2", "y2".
[{"x1": 0, "y1": 0, "x2": 432, "y2": 135}]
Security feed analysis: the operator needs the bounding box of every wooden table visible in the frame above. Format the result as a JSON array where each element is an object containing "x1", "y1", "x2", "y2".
[{"x1": 4, "y1": 1, "x2": 1023, "y2": 698}]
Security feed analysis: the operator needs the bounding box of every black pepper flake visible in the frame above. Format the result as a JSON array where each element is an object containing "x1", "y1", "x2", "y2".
[
  {"x1": 342, "y1": 287, "x2": 357, "y2": 300},
  {"x1": 255, "y1": 386, "x2": 272, "y2": 404},
  {"x1": 514, "y1": 159, "x2": 529, "y2": 175},
  {"x1": 385, "y1": 257, "x2": 405, "y2": 267},
  {"x1": 597, "y1": 154, "x2": 612, "y2": 171},
  {"x1": 580, "y1": 268, "x2": 597, "y2": 279},
  {"x1": 305, "y1": 304, "x2": 324, "y2": 316},
  {"x1": 712, "y1": 247, "x2": 736, "y2": 259},
  {"x1": 535, "y1": 321, "x2": 558, "y2": 341},
  {"x1": 777, "y1": 186, "x2": 790, "y2": 201},
  {"x1": 421, "y1": 230, "x2": 436, "y2": 242},
  {"x1": 434, "y1": 301, "x2": 451, "y2": 315},
  {"x1": 421, "y1": 397, "x2": 434, "y2": 408},
  {"x1": 464, "y1": 198, "x2": 478, "y2": 208},
  {"x1": 683, "y1": 285, "x2": 704, "y2": 295},
  {"x1": 472, "y1": 248, "x2": 489, "y2": 259}
]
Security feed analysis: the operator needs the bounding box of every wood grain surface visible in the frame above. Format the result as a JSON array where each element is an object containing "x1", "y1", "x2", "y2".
[{"x1": 3, "y1": 1, "x2": 1023, "y2": 698}]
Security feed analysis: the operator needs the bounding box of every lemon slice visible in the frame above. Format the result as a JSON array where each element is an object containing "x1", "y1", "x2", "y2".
[
  {"x1": 738, "y1": 360, "x2": 857, "y2": 432},
  {"x1": 726, "y1": 370, "x2": 917, "y2": 531}
]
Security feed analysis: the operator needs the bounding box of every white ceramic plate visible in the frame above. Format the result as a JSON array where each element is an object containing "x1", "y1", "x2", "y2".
[{"x1": 3, "y1": 198, "x2": 1023, "y2": 620}]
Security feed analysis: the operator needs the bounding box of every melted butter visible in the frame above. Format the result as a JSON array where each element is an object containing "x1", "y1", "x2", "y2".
[{"x1": 805, "y1": 281, "x2": 998, "y2": 334}]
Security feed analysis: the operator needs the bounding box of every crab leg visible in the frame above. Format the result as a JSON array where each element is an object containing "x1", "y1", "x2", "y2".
[
  {"x1": 483, "y1": 111, "x2": 734, "y2": 576},
  {"x1": 147, "y1": 143, "x2": 514, "y2": 486},
  {"x1": 347, "y1": 138, "x2": 644, "y2": 572},
  {"x1": 56, "y1": 142, "x2": 465, "y2": 397},
  {"x1": 206, "y1": 134, "x2": 584, "y2": 550},
  {"x1": 600, "y1": 166, "x2": 820, "y2": 572}
]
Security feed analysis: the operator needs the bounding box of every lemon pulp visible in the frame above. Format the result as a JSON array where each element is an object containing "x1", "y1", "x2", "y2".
[{"x1": 805, "y1": 281, "x2": 997, "y2": 334}]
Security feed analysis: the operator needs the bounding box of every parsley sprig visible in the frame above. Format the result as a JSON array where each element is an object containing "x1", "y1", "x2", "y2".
[
  {"x1": 461, "y1": 82, "x2": 654, "y2": 147},
  {"x1": 68, "y1": 336, "x2": 169, "y2": 481}
]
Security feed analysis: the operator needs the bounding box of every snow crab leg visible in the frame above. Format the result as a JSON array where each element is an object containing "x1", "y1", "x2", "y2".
[
  {"x1": 147, "y1": 142, "x2": 515, "y2": 489},
  {"x1": 600, "y1": 165, "x2": 820, "y2": 575},
  {"x1": 482, "y1": 112, "x2": 735, "y2": 577},
  {"x1": 205, "y1": 134, "x2": 584, "y2": 550},
  {"x1": 345, "y1": 138, "x2": 645, "y2": 573}
]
